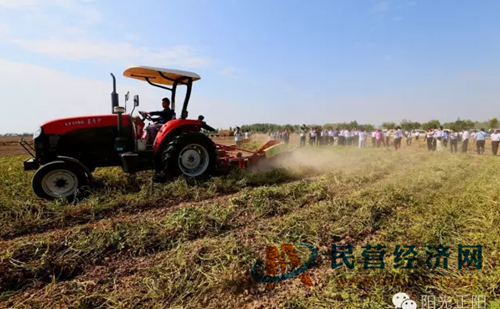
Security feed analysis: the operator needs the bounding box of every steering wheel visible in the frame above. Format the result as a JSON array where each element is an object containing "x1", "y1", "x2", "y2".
[{"x1": 139, "y1": 111, "x2": 153, "y2": 122}]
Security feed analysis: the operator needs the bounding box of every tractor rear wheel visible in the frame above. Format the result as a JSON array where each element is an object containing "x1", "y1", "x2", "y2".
[
  {"x1": 162, "y1": 132, "x2": 217, "y2": 179},
  {"x1": 32, "y1": 161, "x2": 88, "y2": 202}
]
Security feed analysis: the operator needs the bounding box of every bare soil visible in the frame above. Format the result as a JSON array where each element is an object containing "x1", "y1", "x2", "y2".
[{"x1": 0, "y1": 136, "x2": 32, "y2": 157}]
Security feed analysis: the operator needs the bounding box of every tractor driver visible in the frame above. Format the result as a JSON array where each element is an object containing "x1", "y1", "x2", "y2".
[{"x1": 140, "y1": 97, "x2": 174, "y2": 144}]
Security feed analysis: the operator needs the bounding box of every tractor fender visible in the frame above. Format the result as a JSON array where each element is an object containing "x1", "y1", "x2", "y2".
[
  {"x1": 152, "y1": 121, "x2": 208, "y2": 172},
  {"x1": 153, "y1": 119, "x2": 205, "y2": 153},
  {"x1": 56, "y1": 156, "x2": 94, "y2": 181}
]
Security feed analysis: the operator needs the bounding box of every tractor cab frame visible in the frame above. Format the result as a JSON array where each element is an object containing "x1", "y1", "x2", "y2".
[{"x1": 121, "y1": 66, "x2": 202, "y2": 120}]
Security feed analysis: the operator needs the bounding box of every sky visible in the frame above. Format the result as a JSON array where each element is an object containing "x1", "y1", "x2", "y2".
[{"x1": 1, "y1": 0, "x2": 500, "y2": 133}]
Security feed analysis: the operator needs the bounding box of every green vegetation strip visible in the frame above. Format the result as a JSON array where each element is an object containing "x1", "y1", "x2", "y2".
[
  {"x1": 0, "y1": 156, "x2": 322, "y2": 240},
  {"x1": 0, "y1": 167, "x2": 388, "y2": 293}
]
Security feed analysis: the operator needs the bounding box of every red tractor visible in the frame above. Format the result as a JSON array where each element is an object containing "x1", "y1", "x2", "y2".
[{"x1": 21, "y1": 66, "x2": 294, "y2": 200}]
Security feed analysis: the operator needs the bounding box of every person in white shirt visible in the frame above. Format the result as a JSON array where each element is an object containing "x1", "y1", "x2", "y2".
[
  {"x1": 333, "y1": 128, "x2": 340, "y2": 146},
  {"x1": 426, "y1": 128, "x2": 435, "y2": 151},
  {"x1": 352, "y1": 128, "x2": 359, "y2": 146},
  {"x1": 449, "y1": 130, "x2": 458, "y2": 153},
  {"x1": 234, "y1": 127, "x2": 243, "y2": 145},
  {"x1": 359, "y1": 129, "x2": 366, "y2": 148},
  {"x1": 328, "y1": 129, "x2": 334, "y2": 145},
  {"x1": 338, "y1": 129, "x2": 345, "y2": 146},
  {"x1": 392, "y1": 127, "x2": 401, "y2": 150},
  {"x1": 395, "y1": 127, "x2": 403, "y2": 148},
  {"x1": 415, "y1": 131, "x2": 420, "y2": 140},
  {"x1": 491, "y1": 129, "x2": 500, "y2": 155},
  {"x1": 461, "y1": 130, "x2": 470, "y2": 153},
  {"x1": 344, "y1": 129, "x2": 351, "y2": 146},
  {"x1": 384, "y1": 130, "x2": 391, "y2": 147},
  {"x1": 244, "y1": 130, "x2": 250, "y2": 140},
  {"x1": 434, "y1": 126, "x2": 444, "y2": 151},
  {"x1": 474, "y1": 128, "x2": 487, "y2": 155},
  {"x1": 406, "y1": 130, "x2": 413, "y2": 146},
  {"x1": 371, "y1": 131, "x2": 377, "y2": 147},
  {"x1": 310, "y1": 129, "x2": 317, "y2": 147}
]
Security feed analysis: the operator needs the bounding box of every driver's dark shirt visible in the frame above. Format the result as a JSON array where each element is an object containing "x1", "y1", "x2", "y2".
[{"x1": 150, "y1": 107, "x2": 174, "y2": 124}]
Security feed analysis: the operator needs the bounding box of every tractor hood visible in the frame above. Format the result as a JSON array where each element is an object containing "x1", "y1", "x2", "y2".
[{"x1": 41, "y1": 114, "x2": 131, "y2": 135}]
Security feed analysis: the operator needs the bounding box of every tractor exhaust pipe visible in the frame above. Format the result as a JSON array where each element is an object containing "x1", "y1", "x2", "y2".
[
  {"x1": 110, "y1": 72, "x2": 127, "y2": 152},
  {"x1": 111, "y1": 73, "x2": 119, "y2": 114}
]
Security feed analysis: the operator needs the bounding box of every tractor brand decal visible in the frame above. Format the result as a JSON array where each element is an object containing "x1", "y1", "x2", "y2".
[
  {"x1": 64, "y1": 118, "x2": 102, "y2": 127},
  {"x1": 43, "y1": 115, "x2": 132, "y2": 135},
  {"x1": 251, "y1": 243, "x2": 317, "y2": 288}
]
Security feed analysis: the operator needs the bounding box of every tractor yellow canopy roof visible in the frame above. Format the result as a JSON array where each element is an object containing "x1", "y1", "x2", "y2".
[{"x1": 123, "y1": 66, "x2": 200, "y2": 86}]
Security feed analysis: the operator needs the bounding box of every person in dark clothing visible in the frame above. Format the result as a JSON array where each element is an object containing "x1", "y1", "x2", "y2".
[
  {"x1": 299, "y1": 125, "x2": 307, "y2": 147},
  {"x1": 140, "y1": 97, "x2": 174, "y2": 144},
  {"x1": 316, "y1": 128, "x2": 321, "y2": 147},
  {"x1": 282, "y1": 129, "x2": 290, "y2": 144}
]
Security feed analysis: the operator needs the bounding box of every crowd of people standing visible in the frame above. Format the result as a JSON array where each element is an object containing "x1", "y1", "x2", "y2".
[
  {"x1": 283, "y1": 125, "x2": 500, "y2": 156},
  {"x1": 422, "y1": 127, "x2": 499, "y2": 155}
]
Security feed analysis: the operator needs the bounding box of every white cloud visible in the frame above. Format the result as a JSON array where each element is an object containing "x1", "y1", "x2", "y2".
[
  {"x1": 0, "y1": 0, "x2": 37, "y2": 8},
  {"x1": 0, "y1": 0, "x2": 101, "y2": 24},
  {"x1": 371, "y1": 0, "x2": 391, "y2": 13},
  {"x1": 12, "y1": 37, "x2": 212, "y2": 68},
  {"x1": 392, "y1": 16, "x2": 404, "y2": 22},
  {"x1": 0, "y1": 0, "x2": 211, "y2": 69},
  {"x1": 220, "y1": 66, "x2": 240, "y2": 79},
  {"x1": 0, "y1": 21, "x2": 9, "y2": 37},
  {"x1": 0, "y1": 0, "x2": 85, "y2": 9},
  {"x1": 355, "y1": 41, "x2": 375, "y2": 48},
  {"x1": 64, "y1": 27, "x2": 87, "y2": 36},
  {"x1": 124, "y1": 33, "x2": 140, "y2": 42},
  {"x1": 220, "y1": 66, "x2": 259, "y2": 84}
]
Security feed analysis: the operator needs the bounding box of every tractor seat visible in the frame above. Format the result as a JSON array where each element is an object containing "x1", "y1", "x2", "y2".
[{"x1": 131, "y1": 117, "x2": 145, "y2": 139}]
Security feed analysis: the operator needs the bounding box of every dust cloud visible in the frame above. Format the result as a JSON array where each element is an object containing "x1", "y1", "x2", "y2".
[{"x1": 251, "y1": 147, "x2": 365, "y2": 173}]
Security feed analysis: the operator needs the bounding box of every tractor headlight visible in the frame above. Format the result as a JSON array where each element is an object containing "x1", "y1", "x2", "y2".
[{"x1": 33, "y1": 127, "x2": 42, "y2": 139}]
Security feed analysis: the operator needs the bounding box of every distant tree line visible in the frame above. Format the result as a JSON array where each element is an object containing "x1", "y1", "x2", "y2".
[
  {"x1": 225, "y1": 117, "x2": 499, "y2": 134},
  {"x1": 0, "y1": 133, "x2": 33, "y2": 137},
  {"x1": 4, "y1": 118, "x2": 499, "y2": 136}
]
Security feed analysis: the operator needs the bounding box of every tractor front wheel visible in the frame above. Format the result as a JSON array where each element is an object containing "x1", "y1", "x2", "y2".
[
  {"x1": 32, "y1": 161, "x2": 89, "y2": 201},
  {"x1": 162, "y1": 132, "x2": 217, "y2": 179}
]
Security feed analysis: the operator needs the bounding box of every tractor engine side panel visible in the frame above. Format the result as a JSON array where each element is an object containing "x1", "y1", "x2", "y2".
[{"x1": 37, "y1": 115, "x2": 133, "y2": 168}]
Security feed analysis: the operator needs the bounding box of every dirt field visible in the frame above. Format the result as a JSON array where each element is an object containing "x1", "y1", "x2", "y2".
[
  {"x1": 0, "y1": 135, "x2": 256, "y2": 157},
  {"x1": 0, "y1": 136, "x2": 32, "y2": 157}
]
